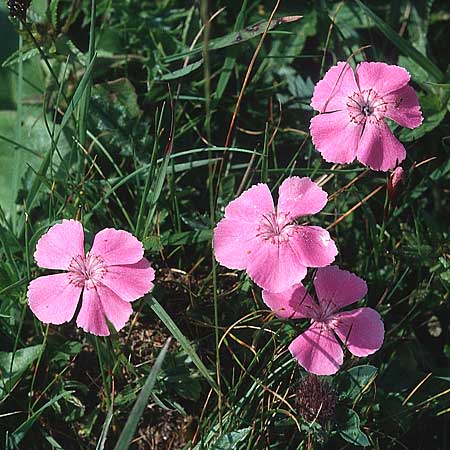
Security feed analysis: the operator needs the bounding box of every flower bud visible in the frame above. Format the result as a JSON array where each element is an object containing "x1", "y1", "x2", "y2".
[{"x1": 387, "y1": 166, "x2": 406, "y2": 203}]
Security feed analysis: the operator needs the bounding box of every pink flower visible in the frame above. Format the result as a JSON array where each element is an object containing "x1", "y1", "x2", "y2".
[
  {"x1": 310, "y1": 61, "x2": 423, "y2": 171},
  {"x1": 262, "y1": 266, "x2": 384, "y2": 375},
  {"x1": 213, "y1": 177, "x2": 338, "y2": 293},
  {"x1": 27, "y1": 220, "x2": 155, "y2": 336}
]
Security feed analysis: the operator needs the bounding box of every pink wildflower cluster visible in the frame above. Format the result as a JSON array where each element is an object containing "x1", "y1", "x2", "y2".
[
  {"x1": 213, "y1": 177, "x2": 384, "y2": 375},
  {"x1": 26, "y1": 59, "x2": 421, "y2": 377},
  {"x1": 28, "y1": 220, "x2": 154, "y2": 336}
]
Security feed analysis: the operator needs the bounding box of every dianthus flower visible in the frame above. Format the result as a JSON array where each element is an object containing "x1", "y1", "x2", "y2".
[
  {"x1": 213, "y1": 177, "x2": 337, "y2": 293},
  {"x1": 27, "y1": 220, "x2": 155, "y2": 336},
  {"x1": 310, "y1": 61, "x2": 423, "y2": 171},
  {"x1": 263, "y1": 266, "x2": 384, "y2": 375}
]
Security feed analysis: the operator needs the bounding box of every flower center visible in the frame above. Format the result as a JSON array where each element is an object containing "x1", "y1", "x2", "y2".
[
  {"x1": 346, "y1": 89, "x2": 387, "y2": 124},
  {"x1": 310, "y1": 299, "x2": 338, "y2": 326},
  {"x1": 256, "y1": 212, "x2": 294, "y2": 244},
  {"x1": 68, "y1": 253, "x2": 106, "y2": 289}
]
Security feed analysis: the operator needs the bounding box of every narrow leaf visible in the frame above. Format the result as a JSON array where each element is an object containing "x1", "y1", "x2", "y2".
[{"x1": 113, "y1": 339, "x2": 171, "y2": 450}]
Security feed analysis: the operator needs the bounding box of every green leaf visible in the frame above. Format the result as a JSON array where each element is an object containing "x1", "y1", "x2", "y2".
[
  {"x1": 339, "y1": 409, "x2": 370, "y2": 447},
  {"x1": 96, "y1": 403, "x2": 114, "y2": 450},
  {"x1": 157, "y1": 59, "x2": 204, "y2": 81},
  {"x1": 147, "y1": 296, "x2": 218, "y2": 392},
  {"x1": 399, "y1": 92, "x2": 448, "y2": 142},
  {"x1": 210, "y1": 428, "x2": 252, "y2": 450},
  {"x1": 345, "y1": 365, "x2": 378, "y2": 400},
  {"x1": 0, "y1": 345, "x2": 43, "y2": 401},
  {"x1": 113, "y1": 339, "x2": 171, "y2": 450},
  {"x1": 355, "y1": 0, "x2": 443, "y2": 82},
  {"x1": 9, "y1": 391, "x2": 72, "y2": 446},
  {"x1": 164, "y1": 15, "x2": 302, "y2": 63},
  {"x1": 60, "y1": 54, "x2": 97, "y2": 131},
  {"x1": 0, "y1": 111, "x2": 70, "y2": 217}
]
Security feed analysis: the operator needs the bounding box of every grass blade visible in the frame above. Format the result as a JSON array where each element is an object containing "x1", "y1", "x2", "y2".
[
  {"x1": 113, "y1": 338, "x2": 171, "y2": 450},
  {"x1": 355, "y1": 0, "x2": 443, "y2": 81},
  {"x1": 147, "y1": 296, "x2": 218, "y2": 392},
  {"x1": 95, "y1": 402, "x2": 114, "y2": 450}
]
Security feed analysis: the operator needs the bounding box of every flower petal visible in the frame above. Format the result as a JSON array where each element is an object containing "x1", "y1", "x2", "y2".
[
  {"x1": 291, "y1": 226, "x2": 338, "y2": 268},
  {"x1": 90, "y1": 228, "x2": 144, "y2": 266},
  {"x1": 333, "y1": 307, "x2": 384, "y2": 357},
  {"x1": 223, "y1": 183, "x2": 274, "y2": 223},
  {"x1": 262, "y1": 284, "x2": 316, "y2": 319},
  {"x1": 289, "y1": 322, "x2": 343, "y2": 375},
  {"x1": 311, "y1": 62, "x2": 358, "y2": 112},
  {"x1": 357, "y1": 119, "x2": 406, "y2": 171},
  {"x1": 97, "y1": 284, "x2": 133, "y2": 332},
  {"x1": 101, "y1": 258, "x2": 155, "y2": 302},
  {"x1": 356, "y1": 62, "x2": 410, "y2": 96},
  {"x1": 34, "y1": 219, "x2": 85, "y2": 270},
  {"x1": 246, "y1": 240, "x2": 307, "y2": 293},
  {"x1": 76, "y1": 288, "x2": 110, "y2": 336},
  {"x1": 213, "y1": 218, "x2": 258, "y2": 270},
  {"x1": 310, "y1": 110, "x2": 362, "y2": 164},
  {"x1": 28, "y1": 273, "x2": 82, "y2": 325},
  {"x1": 277, "y1": 177, "x2": 328, "y2": 219},
  {"x1": 314, "y1": 266, "x2": 367, "y2": 309},
  {"x1": 384, "y1": 85, "x2": 423, "y2": 128}
]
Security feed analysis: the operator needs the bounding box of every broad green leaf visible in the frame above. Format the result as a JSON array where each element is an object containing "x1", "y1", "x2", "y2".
[
  {"x1": 0, "y1": 344, "x2": 43, "y2": 400},
  {"x1": 339, "y1": 409, "x2": 370, "y2": 447},
  {"x1": 0, "y1": 111, "x2": 70, "y2": 217},
  {"x1": 113, "y1": 339, "x2": 171, "y2": 450},
  {"x1": 210, "y1": 428, "x2": 252, "y2": 450},
  {"x1": 93, "y1": 78, "x2": 142, "y2": 119},
  {"x1": 345, "y1": 365, "x2": 378, "y2": 400}
]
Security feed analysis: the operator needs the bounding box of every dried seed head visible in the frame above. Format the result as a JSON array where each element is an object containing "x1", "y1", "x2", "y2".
[
  {"x1": 296, "y1": 375, "x2": 337, "y2": 423},
  {"x1": 7, "y1": 0, "x2": 30, "y2": 21}
]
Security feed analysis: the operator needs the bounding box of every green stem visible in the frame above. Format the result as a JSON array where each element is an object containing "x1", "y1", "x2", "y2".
[{"x1": 95, "y1": 336, "x2": 111, "y2": 410}]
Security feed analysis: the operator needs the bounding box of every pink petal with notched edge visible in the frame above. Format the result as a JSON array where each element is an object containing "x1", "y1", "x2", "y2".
[
  {"x1": 356, "y1": 62, "x2": 410, "y2": 96},
  {"x1": 34, "y1": 220, "x2": 85, "y2": 270},
  {"x1": 357, "y1": 120, "x2": 406, "y2": 171},
  {"x1": 289, "y1": 322, "x2": 343, "y2": 375},
  {"x1": 333, "y1": 307, "x2": 384, "y2": 357},
  {"x1": 262, "y1": 284, "x2": 316, "y2": 319},
  {"x1": 213, "y1": 218, "x2": 258, "y2": 270},
  {"x1": 314, "y1": 266, "x2": 367, "y2": 309},
  {"x1": 245, "y1": 240, "x2": 307, "y2": 293},
  {"x1": 311, "y1": 62, "x2": 359, "y2": 112},
  {"x1": 223, "y1": 183, "x2": 274, "y2": 223},
  {"x1": 96, "y1": 284, "x2": 133, "y2": 332},
  {"x1": 310, "y1": 110, "x2": 362, "y2": 164},
  {"x1": 384, "y1": 85, "x2": 423, "y2": 129},
  {"x1": 290, "y1": 225, "x2": 338, "y2": 268},
  {"x1": 76, "y1": 288, "x2": 110, "y2": 336},
  {"x1": 277, "y1": 177, "x2": 328, "y2": 219},
  {"x1": 28, "y1": 273, "x2": 82, "y2": 325},
  {"x1": 101, "y1": 258, "x2": 155, "y2": 302},
  {"x1": 90, "y1": 228, "x2": 144, "y2": 266}
]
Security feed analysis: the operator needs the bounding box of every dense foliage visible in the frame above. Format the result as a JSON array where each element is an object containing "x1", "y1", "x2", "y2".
[{"x1": 0, "y1": 0, "x2": 449, "y2": 449}]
